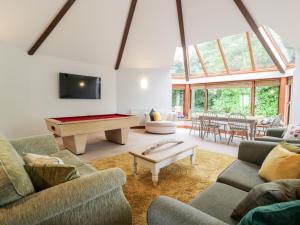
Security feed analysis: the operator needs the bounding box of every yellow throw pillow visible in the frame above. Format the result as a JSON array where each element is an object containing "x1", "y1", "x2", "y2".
[
  {"x1": 258, "y1": 145, "x2": 300, "y2": 181},
  {"x1": 153, "y1": 112, "x2": 161, "y2": 121}
]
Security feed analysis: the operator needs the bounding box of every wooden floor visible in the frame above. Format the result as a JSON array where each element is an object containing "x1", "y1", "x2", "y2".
[{"x1": 57, "y1": 128, "x2": 240, "y2": 161}]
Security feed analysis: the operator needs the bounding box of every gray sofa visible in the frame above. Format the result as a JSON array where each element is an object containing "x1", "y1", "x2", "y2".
[
  {"x1": 147, "y1": 140, "x2": 290, "y2": 225},
  {"x1": 0, "y1": 135, "x2": 132, "y2": 225},
  {"x1": 255, "y1": 127, "x2": 300, "y2": 144}
]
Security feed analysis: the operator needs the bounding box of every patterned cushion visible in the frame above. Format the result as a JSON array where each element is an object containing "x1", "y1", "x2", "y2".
[
  {"x1": 0, "y1": 136, "x2": 35, "y2": 206},
  {"x1": 283, "y1": 124, "x2": 300, "y2": 139}
]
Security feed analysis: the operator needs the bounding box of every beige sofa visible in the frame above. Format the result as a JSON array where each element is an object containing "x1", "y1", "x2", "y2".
[{"x1": 144, "y1": 112, "x2": 177, "y2": 134}]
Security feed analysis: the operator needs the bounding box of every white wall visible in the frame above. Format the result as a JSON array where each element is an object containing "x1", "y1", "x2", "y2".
[
  {"x1": 116, "y1": 68, "x2": 172, "y2": 114},
  {"x1": 0, "y1": 43, "x2": 117, "y2": 138},
  {"x1": 290, "y1": 51, "x2": 300, "y2": 124}
]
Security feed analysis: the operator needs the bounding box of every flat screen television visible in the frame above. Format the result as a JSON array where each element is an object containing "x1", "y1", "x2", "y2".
[{"x1": 59, "y1": 73, "x2": 101, "y2": 99}]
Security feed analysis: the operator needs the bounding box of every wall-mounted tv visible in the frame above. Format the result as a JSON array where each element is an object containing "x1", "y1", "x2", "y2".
[{"x1": 59, "y1": 73, "x2": 101, "y2": 99}]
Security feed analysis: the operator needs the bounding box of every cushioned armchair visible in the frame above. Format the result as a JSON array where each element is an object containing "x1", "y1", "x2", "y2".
[
  {"x1": 148, "y1": 140, "x2": 296, "y2": 225},
  {"x1": 0, "y1": 135, "x2": 132, "y2": 225},
  {"x1": 255, "y1": 127, "x2": 300, "y2": 144}
]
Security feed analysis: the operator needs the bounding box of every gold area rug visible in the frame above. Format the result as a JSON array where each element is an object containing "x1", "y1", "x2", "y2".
[{"x1": 91, "y1": 149, "x2": 235, "y2": 225}]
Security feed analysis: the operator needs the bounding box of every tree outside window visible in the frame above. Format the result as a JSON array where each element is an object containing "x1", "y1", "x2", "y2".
[
  {"x1": 208, "y1": 88, "x2": 251, "y2": 115},
  {"x1": 191, "y1": 89, "x2": 205, "y2": 112},
  {"x1": 172, "y1": 90, "x2": 184, "y2": 113},
  {"x1": 255, "y1": 86, "x2": 279, "y2": 116}
]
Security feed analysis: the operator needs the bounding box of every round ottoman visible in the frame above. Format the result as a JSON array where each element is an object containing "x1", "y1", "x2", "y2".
[{"x1": 145, "y1": 121, "x2": 177, "y2": 134}]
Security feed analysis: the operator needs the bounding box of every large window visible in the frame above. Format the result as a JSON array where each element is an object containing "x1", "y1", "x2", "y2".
[
  {"x1": 188, "y1": 46, "x2": 204, "y2": 75},
  {"x1": 197, "y1": 41, "x2": 225, "y2": 74},
  {"x1": 208, "y1": 88, "x2": 251, "y2": 115},
  {"x1": 255, "y1": 86, "x2": 279, "y2": 116},
  {"x1": 250, "y1": 32, "x2": 275, "y2": 69},
  {"x1": 172, "y1": 90, "x2": 184, "y2": 113},
  {"x1": 170, "y1": 47, "x2": 184, "y2": 75},
  {"x1": 220, "y1": 33, "x2": 252, "y2": 71},
  {"x1": 171, "y1": 30, "x2": 295, "y2": 78},
  {"x1": 267, "y1": 27, "x2": 295, "y2": 64},
  {"x1": 191, "y1": 89, "x2": 205, "y2": 112}
]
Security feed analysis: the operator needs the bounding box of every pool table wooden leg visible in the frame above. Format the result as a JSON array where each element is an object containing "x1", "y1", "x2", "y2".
[
  {"x1": 62, "y1": 134, "x2": 87, "y2": 155},
  {"x1": 105, "y1": 128, "x2": 129, "y2": 144}
]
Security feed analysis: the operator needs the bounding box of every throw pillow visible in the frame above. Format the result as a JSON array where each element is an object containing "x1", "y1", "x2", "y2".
[
  {"x1": 258, "y1": 145, "x2": 300, "y2": 181},
  {"x1": 231, "y1": 179, "x2": 300, "y2": 221},
  {"x1": 153, "y1": 112, "x2": 161, "y2": 121},
  {"x1": 149, "y1": 109, "x2": 156, "y2": 121},
  {"x1": 0, "y1": 136, "x2": 35, "y2": 206},
  {"x1": 280, "y1": 141, "x2": 300, "y2": 154},
  {"x1": 24, "y1": 163, "x2": 80, "y2": 191},
  {"x1": 238, "y1": 200, "x2": 300, "y2": 225},
  {"x1": 283, "y1": 124, "x2": 300, "y2": 139},
  {"x1": 23, "y1": 153, "x2": 64, "y2": 165}
]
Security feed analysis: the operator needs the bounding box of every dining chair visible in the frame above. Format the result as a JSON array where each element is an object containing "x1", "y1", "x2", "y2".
[
  {"x1": 227, "y1": 113, "x2": 249, "y2": 144},
  {"x1": 201, "y1": 112, "x2": 221, "y2": 142},
  {"x1": 189, "y1": 112, "x2": 202, "y2": 135}
]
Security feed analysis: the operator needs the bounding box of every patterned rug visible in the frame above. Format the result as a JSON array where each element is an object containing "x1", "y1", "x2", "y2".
[{"x1": 91, "y1": 149, "x2": 235, "y2": 225}]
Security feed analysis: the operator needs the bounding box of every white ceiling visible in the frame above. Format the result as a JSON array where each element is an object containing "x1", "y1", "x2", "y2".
[{"x1": 0, "y1": 0, "x2": 298, "y2": 69}]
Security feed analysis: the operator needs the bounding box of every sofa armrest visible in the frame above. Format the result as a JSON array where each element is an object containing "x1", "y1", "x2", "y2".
[
  {"x1": 10, "y1": 134, "x2": 59, "y2": 155},
  {"x1": 266, "y1": 128, "x2": 286, "y2": 137},
  {"x1": 147, "y1": 196, "x2": 227, "y2": 225},
  {"x1": 238, "y1": 141, "x2": 278, "y2": 166},
  {"x1": 0, "y1": 168, "x2": 126, "y2": 225}
]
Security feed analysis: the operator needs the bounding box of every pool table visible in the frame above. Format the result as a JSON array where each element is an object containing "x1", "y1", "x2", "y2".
[{"x1": 45, "y1": 114, "x2": 140, "y2": 154}]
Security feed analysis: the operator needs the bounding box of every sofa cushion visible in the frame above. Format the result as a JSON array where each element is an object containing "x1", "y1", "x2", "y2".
[
  {"x1": 0, "y1": 136, "x2": 35, "y2": 206},
  {"x1": 24, "y1": 163, "x2": 80, "y2": 191},
  {"x1": 149, "y1": 109, "x2": 156, "y2": 121},
  {"x1": 238, "y1": 200, "x2": 300, "y2": 225},
  {"x1": 23, "y1": 153, "x2": 64, "y2": 165},
  {"x1": 217, "y1": 160, "x2": 265, "y2": 192},
  {"x1": 258, "y1": 144, "x2": 300, "y2": 181},
  {"x1": 189, "y1": 182, "x2": 247, "y2": 225},
  {"x1": 232, "y1": 179, "x2": 300, "y2": 221}
]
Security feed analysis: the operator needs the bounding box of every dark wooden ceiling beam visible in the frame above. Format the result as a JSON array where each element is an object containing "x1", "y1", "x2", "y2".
[
  {"x1": 233, "y1": 0, "x2": 285, "y2": 73},
  {"x1": 28, "y1": 0, "x2": 76, "y2": 55},
  {"x1": 115, "y1": 0, "x2": 137, "y2": 70},
  {"x1": 176, "y1": 0, "x2": 189, "y2": 81}
]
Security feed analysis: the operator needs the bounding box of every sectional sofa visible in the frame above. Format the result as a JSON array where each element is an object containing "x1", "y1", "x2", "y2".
[{"x1": 147, "y1": 140, "x2": 293, "y2": 225}]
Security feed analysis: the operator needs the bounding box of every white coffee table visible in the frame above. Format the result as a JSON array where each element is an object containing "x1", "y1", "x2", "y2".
[{"x1": 129, "y1": 140, "x2": 198, "y2": 185}]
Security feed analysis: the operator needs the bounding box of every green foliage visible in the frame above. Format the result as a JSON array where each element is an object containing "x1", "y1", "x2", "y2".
[
  {"x1": 172, "y1": 90, "x2": 184, "y2": 111},
  {"x1": 208, "y1": 88, "x2": 251, "y2": 115},
  {"x1": 255, "y1": 86, "x2": 279, "y2": 116},
  {"x1": 170, "y1": 48, "x2": 184, "y2": 75},
  {"x1": 250, "y1": 32, "x2": 274, "y2": 68},
  {"x1": 189, "y1": 47, "x2": 203, "y2": 75},
  {"x1": 221, "y1": 33, "x2": 251, "y2": 71},
  {"x1": 197, "y1": 41, "x2": 225, "y2": 73},
  {"x1": 191, "y1": 89, "x2": 205, "y2": 111}
]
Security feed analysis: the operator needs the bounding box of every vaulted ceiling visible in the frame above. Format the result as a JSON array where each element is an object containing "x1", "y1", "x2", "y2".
[{"x1": 0, "y1": 0, "x2": 299, "y2": 69}]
